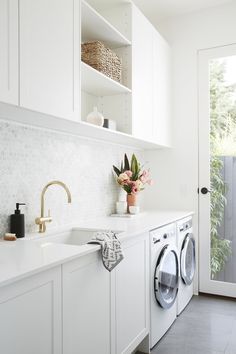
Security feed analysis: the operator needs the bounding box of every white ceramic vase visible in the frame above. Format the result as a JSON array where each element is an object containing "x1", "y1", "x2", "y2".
[
  {"x1": 86, "y1": 107, "x2": 104, "y2": 127},
  {"x1": 118, "y1": 189, "x2": 126, "y2": 202}
]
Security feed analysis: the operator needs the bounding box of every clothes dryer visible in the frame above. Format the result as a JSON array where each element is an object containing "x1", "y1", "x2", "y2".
[
  {"x1": 150, "y1": 223, "x2": 179, "y2": 349},
  {"x1": 176, "y1": 217, "x2": 195, "y2": 315}
]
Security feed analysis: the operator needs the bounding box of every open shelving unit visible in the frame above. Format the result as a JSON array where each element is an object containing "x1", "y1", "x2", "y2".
[
  {"x1": 81, "y1": 0, "x2": 132, "y2": 135},
  {"x1": 81, "y1": 62, "x2": 132, "y2": 96},
  {"x1": 81, "y1": 0, "x2": 131, "y2": 48}
]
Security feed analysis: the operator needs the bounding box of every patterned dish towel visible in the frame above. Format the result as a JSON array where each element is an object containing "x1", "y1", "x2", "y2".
[{"x1": 87, "y1": 231, "x2": 124, "y2": 271}]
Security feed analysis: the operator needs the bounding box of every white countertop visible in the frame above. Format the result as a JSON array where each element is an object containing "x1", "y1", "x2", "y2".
[{"x1": 0, "y1": 210, "x2": 193, "y2": 288}]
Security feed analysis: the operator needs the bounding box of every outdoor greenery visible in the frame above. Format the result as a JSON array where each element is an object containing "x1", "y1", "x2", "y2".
[{"x1": 210, "y1": 60, "x2": 236, "y2": 278}]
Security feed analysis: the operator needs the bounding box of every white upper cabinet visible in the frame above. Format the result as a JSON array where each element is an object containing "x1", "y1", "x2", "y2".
[
  {"x1": 131, "y1": 4, "x2": 171, "y2": 146},
  {"x1": 0, "y1": 0, "x2": 18, "y2": 105},
  {"x1": 131, "y1": 5, "x2": 153, "y2": 142},
  {"x1": 0, "y1": 0, "x2": 171, "y2": 148},
  {"x1": 19, "y1": 0, "x2": 80, "y2": 120},
  {"x1": 153, "y1": 30, "x2": 171, "y2": 147}
]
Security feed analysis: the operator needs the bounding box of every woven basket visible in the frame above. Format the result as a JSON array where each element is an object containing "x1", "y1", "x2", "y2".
[{"x1": 81, "y1": 41, "x2": 122, "y2": 83}]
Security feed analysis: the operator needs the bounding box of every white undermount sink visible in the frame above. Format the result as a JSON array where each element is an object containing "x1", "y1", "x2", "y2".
[{"x1": 32, "y1": 228, "x2": 122, "y2": 246}]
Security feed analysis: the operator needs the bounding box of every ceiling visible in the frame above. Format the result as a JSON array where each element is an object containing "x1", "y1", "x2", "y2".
[{"x1": 132, "y1": 0, "x2": 233, "y2": 23}]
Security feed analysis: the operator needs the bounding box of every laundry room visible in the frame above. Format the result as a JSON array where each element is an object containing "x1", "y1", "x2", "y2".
[{"x1": 0, "y1": 0, "x2": 236, "y2": 353}]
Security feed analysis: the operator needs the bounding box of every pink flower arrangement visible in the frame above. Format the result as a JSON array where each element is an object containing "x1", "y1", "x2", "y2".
[{"x1": 113, "y1": 154, "x2": 153, "y2": 195}]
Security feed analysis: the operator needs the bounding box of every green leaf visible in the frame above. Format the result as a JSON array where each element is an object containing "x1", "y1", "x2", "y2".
[
  {"x1": 131, "y1": 154, "x2": 140, "y2": 180},
  {"x1": 113, "y1": 165, "x2": 121, "y2": 176},
  {"x1": 123, "y1": 185, "x2": 131, "y2": 194},
  {"x1": 124, "y1": 154, "x2": 130, "y2": 171},
  {"x1": 131, "y1": 154, "x2": 136, "y2": 174},
  {"x1": 120, "y1": 161, "x2": 124, "y2": 173}
]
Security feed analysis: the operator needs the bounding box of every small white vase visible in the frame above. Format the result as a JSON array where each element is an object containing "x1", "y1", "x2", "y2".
[
  {"x1": 86, "y1": 107, "x2": 104, "y2": 127},
  {"x1": 116, "y1": 201, "x2": 127, "y2": 214},
  {"x1": 118, "y1": 189, "x2": 126, "y2": 202}
]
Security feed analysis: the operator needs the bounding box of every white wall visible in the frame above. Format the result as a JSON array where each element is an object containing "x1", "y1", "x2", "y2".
[
  {"x1": 144, "y1": 1, "x2": 236, "y2": 291},
  {"x1": 0, "y1": 120, "x2": 143, "y2": 235}
]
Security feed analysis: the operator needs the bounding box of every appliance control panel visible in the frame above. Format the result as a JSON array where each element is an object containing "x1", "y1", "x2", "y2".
[
  {"x1": 179, "y1": 219, "x2": 192, "y2": 232},
  {"x1": 150, "y1": 223, "x2": 176, "y2": 245}
]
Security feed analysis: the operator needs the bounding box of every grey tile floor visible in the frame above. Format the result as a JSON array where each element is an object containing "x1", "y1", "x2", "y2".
[{"x1": 151, "y1": 295, "x2": 236, "y2": 354}]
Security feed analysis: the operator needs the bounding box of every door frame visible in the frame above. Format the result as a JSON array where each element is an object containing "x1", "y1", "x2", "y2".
[{"x1": 198, "y1": 43, "x2": 236, "y2": 297}]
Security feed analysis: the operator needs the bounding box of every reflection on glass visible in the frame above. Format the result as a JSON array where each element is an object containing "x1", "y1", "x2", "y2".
[
  {"x1": 210, "y1": 56, "x2": 236, "y2": 282},
  {"x1": 159, "y1": 251, "x2": 178, "y2": 303},
  {"x1": 182, "y1": 237, "x2": 195, "y2": 284}
]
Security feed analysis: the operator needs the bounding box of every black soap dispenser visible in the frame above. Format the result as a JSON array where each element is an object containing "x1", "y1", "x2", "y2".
[{"x1": 10, "y1": 203, "x2": 26, "y2": 238}]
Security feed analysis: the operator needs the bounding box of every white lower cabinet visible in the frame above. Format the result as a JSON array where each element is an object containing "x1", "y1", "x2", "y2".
[
  {"x1": 0, "y1": 267, "x2": 62, "y2": 354},
  {"x1": 62, "y1": 232, "x2": 149, "y2": 354},
  {"x1": 0, "y1": 232, "x2": 149, "y2": 354},
  {"x1": 112, "y1": 233, "x2": 149, "y2": 354},
  {"x1": 62, "y1": 252, "x2": 111, "y2": 354}
]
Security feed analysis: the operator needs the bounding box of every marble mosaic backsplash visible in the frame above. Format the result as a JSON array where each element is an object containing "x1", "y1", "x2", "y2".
[{"x1": 0, "y1": 120, "x2": 143, "y2": 235}]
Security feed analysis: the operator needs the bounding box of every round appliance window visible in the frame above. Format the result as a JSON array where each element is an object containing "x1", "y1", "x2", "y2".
[
  {"x1": 181, "y1": 234, "x2": 195, "y2": 285},
  {"x1": 154, "y1": 246, "x2": 179, "y2": 309}
]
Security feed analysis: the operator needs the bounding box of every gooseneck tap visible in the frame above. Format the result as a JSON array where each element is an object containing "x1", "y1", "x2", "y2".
[{"x1": 35, "y1": 180, "x2": 72, "y2": 233}]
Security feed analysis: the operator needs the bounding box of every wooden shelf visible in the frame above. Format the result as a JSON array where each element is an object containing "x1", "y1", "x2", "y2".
[
  {"x1": 81, "y1": 0, "x2": 131, "y2": 48},
  {"x1": 81, "y1": 62, "x2": 131, "y2": 96},
  {"x1": 0, "y1": 103, "x2": 170, "y2": 150}
]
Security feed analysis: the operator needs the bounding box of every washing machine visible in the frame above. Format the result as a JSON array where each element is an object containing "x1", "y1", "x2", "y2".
[
  {"x1": 150, "y1": 223, "x2": 179, "y2": 349},
  {"x1": 176, "y1": 216, "x2": 195, "y2": 316}
]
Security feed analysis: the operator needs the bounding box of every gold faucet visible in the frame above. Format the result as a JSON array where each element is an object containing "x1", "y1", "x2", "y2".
[{"x1": 35, "y1": 180, "x2": 72, "y2": 233}]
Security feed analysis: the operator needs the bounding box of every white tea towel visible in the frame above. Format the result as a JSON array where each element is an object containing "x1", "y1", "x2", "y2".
[{"x1": 87, "y1": 231, "x2": 124, "y2": 271}]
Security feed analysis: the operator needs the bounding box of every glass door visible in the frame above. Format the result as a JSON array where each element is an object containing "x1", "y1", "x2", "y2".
[{"x1": 199, "y1": 44, "x2": 236, "y2": 297}]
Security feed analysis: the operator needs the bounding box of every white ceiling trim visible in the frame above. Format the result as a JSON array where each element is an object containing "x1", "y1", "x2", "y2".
[{"x1": 132, "y1": 0, "x2": 233, "y2": 22}]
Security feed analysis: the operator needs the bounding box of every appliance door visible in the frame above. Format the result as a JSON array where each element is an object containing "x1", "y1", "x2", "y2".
[
  {"x1": 154, "y1": 245, "x2": 179, "y2": 309},
  {"x1": 180, "y1": 233, "x2": 196, "y2": 285}
]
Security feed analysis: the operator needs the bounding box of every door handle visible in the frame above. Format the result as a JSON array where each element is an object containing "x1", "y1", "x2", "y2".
[{"x1": 200, "y1": 187, "x2": 211, "y2": 194}]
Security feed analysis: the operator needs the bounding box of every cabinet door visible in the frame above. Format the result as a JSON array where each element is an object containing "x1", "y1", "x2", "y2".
[
  {"x1": 153, "y1": 30, "x2": 171, "y2": 146},
  {"x1": 113, "y1": 233, "x2": 149, "y2": 354},
  {"x1": 0, "y1": 267, "x2": 62, "y2": 354},
  {"x1": 19, "y1": 0, "x2": 80, "y2": 120},
  {"x1": 0, "y1": 0, "x2": 18, "y2": 105},
  {"x1": 63, "y1": 252, "x2": 111, "y2": 354},
  {"x1": 132, "y1": 5, "x2": 153, "y2": 141}
]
